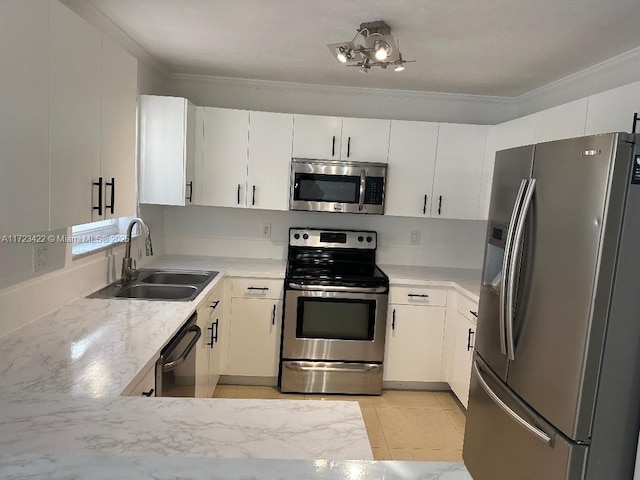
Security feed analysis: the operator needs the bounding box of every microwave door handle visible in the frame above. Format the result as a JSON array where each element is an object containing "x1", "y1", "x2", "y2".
[{"x1": 358, "y1": 170, "x2": 366, "y2": 211}]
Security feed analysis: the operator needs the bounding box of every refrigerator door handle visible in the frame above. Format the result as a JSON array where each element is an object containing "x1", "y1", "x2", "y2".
[
  {"x1": 501, "y1": 179, "x2": 529, "y2": 356},
  {"x1": 473, "y1": 360, "x2": 552, "y2": 446},
  {"x1": 505, "y1": 178, "x2": 536, "y2": 360}
]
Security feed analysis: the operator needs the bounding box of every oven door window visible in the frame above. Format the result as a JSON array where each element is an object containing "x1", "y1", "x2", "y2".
[
  {"x1": 294, "y1": 173, "x2": 360, "y2": 204},
  {"x1": 296, "y1": 297, "x2": 376, "y2": 341}
]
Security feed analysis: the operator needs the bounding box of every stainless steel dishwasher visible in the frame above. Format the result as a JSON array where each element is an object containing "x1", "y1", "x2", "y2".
[{"x1": 155, "y1": 313, "x2": 201, "y2": 397}]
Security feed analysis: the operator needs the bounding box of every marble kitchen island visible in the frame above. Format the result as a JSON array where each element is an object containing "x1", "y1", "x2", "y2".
[{"x1": 0, "y1": 255, "x2": 473, "y2": 479}]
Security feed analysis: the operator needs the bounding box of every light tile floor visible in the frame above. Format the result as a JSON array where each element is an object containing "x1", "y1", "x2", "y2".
[{"x1": 213, "y1": 386, "x2": 466, "y2": 461}]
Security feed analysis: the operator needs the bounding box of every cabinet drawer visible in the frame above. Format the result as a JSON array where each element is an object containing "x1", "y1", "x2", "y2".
[
  {"x1": 231, "y1": 278, "x2": 284, "y2": 299},
  {"x1": 457, "y1": 293, "x2": 479, "y2": 323},
  {"x1": 389, "y1": 286, "x2": 447, "y2": 306}
]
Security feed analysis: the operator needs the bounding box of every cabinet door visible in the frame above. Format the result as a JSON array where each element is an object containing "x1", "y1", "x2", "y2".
[
  {"x1": 100, "y1": 35, "x2": 137, "y2": 218},
  {"x1": 585, "y1": 81, "x2": 640, "y2": 135},
  {"x1": 200, "y1": 107, "x2": 249, "y2": 208},
  {"x1": 227, "y1": 298, "x2": 282, "y2": 377},
  {"x1": 139, "y1": 95, "x2": 188, "y2": 206},
  {"x1": 340, "y1": 117, "x2": 391, "y2": 162},
  {"x1": 432, "y1": 123, "x2": 487, "y2": 220},
  {"x1": 450, "y1": 312, "x2": 475, "y2": 408},
  {"x1": 494, "y1": 115, "x2": 536, "y2": 152},
  {"x1": 0, "y1": 0, "x2": 49, "y2": 235},
  {"x1": 292, "y1": 114, "x2": 342, "y2": 159},
  {"x1": 478, "y1": 126, "x2": 496, "y2": 220},
  {"x1": 247, "y1": 111, "x2": 293, "y2": 210},
  {"x1": 383, "y1": 305, "x2": 445, "y2": 382},
  {"x1": 385, "y1": 120, "x2": 439, "y2": 217},
  {"x1": 49, "y1": 0, "x2": 102, "y2": 229},
  {"x1": 195, "y1": 301, "x2": 212, "y2": 398}
]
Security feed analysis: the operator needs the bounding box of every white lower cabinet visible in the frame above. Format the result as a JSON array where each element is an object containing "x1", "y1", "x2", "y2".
[
  {"x1": 125, "y1": 364, "x2": 155, "y2": 397},
  {"x1": 449, "y1": 295, "x2": 478, "y2": 408},
  {"x1": 227, "y1": 298, "x2": 282, "y2": 377},
  {"x1": 226, "y1": 278, "x2": 283, "y2": 378},
  {"x1": 383, "y1": 304, "x2": 446, "y2": 383},
  {"x1": 195, "y1": 282, "x2": 225, "y2": 398}
]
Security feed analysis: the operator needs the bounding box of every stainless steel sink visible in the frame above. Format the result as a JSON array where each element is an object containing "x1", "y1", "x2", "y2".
[
  {"x1": 87, "y1": 269, "x2": 219, "y2": 301},
  {"x1": 115, "y1": 284, "x2": 198, "y2": 300},
  {"x1": 139, "y1": 271, "x2": 211, "y2": 285}
]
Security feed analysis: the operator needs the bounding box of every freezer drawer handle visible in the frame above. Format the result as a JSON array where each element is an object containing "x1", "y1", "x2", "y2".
[{"x1": 473, "y1": 361, "x2": 552, "y2": 446}]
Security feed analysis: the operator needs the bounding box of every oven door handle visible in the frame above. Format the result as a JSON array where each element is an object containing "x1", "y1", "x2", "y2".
[
  {"x1": 284, "y1": 361, "x2": 382, "y2": 373},
  {"x1": 162, "y1": 325, "x2": 202, "y2": 372},
  {"x1": 358, "y1": 169, "x2": 366, "y2": 211},
  {"x1": 288, "y1": 283, "x2": 387, "y2": 294}
]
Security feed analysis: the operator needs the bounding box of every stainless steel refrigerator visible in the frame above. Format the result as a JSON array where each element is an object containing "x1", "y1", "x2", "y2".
[{"x1": 464, "y1": 133, "x2": 640, "y2": 480}]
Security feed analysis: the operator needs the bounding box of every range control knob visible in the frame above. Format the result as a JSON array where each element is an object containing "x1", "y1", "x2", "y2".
[
  {"x1": 303, "y1": 233, "x2": 309, "y2": 240},
  {"x1": 366, "y1": 236, "x2": 373, "y2": 243},
  {"x1": 358, "y1": 236, "x2": 364, "y2": 242},
  {"x1": 293, "y1": 233, "x2": 300, "y2": 240}
]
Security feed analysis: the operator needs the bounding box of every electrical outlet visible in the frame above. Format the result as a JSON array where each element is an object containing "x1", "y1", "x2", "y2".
[
  {"x1": 410, "y1": 231, "x2": 420, "y2": 245},
  {"x1": 261, "y1": 223, "x2": 272, "y2": 238},
  {"x1": 33, "y1": 244, "x2": 48, "y2": 273}
]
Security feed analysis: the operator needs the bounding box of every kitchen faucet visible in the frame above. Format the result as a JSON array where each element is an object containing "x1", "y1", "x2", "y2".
[{"x1": 121, "y1": 217, "x2": 153, "y2": 282}]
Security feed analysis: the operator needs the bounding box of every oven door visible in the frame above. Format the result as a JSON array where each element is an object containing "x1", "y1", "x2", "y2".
[{"x1": 282, "y1": 286, "x2": 388, "y2": 362}]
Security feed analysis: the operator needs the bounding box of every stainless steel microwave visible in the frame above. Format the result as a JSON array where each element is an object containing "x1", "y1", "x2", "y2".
[{"x1": 289, "y1": 158, "x2": 387, "y2": 214}]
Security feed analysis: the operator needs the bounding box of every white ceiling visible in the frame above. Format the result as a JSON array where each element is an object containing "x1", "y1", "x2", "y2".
[{"x1": 89, "y1": 0, "x2": 640, "y2": 97}]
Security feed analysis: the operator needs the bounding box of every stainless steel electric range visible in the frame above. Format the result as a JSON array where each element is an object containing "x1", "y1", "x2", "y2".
[{"x1": 279, "y1": 228, "x2": 389, "y2": 395}]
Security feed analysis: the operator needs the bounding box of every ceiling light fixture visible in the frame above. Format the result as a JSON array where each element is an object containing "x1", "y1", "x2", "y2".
[{"x1": 327, "y1": 21, "x2": 415, "y2": 73}]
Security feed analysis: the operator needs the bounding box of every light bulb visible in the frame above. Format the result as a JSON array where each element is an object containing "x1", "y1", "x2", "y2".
[
  {"x1": 394, "y1": 64, "x2": 405, "y2": 72},
  {"x1": 336, "y1": 47, "x2": 348, "y2": 63},
  {"x1": 374, "y1": 40, "x2": 390, "y2": 61}
]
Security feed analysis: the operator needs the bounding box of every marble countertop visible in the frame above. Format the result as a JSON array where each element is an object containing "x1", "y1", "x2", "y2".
[
  {"x1": 0, "y1": 254, "x2": 475, "y2": 479},
  {"x1": 380, "y1": 264, "x2": 482, "y2": 300}
]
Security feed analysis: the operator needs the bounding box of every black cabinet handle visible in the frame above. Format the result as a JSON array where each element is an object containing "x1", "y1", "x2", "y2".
[
  {"x1": 252, "y1": 185, "x2": 256, "y2": 206},
  {"x1": 470, "y1": 310, "x2": 478, "y2": 318},
  {"x1": 92, "y1": 177, "x2": 103, "y2": 216},
  {"x1": 347, "y1": 137, "x2": 351, "y2": 157},
  {"x1": 186, "y1": 181, "x2": 193, "y2": 203},
  {"x1": 271, "y1": 304, "x2": 276, "y2": 326},
  {"x1": 633, "y1": 112, "x2": 638, "y2": 134},
  {"x1": 422, "y1": 194, "x2": 427, "y2": 215},
  {"x1": 408, "y1": 294, "x2": 429, "y2": 298},
  {"x1": 247, "y1": 287, "x2": 269, "y2": 291},
  {"x1": 210, "y1": 300, "x2": 220, "y2": 310},
  {"x1": 332, "y1": 136, "x2": 336, "y2": 157},
  {"x1": 105, "y1": 177, "x2": 115, "y2": 214},
  {"x1": 467, "y1": 328, "x2": 475, "y2": 351},
  {"x1": 237, "y1": 184, "x2": 241, "y2": 205},
  {"x1": 207, "y1": 319, "x2": 219, "y2": 347},
  {"x1": 392, "y1": 309, "x2": 396, "y2": 330},
  {"x1": 141, "y1": 388, "x2": 154, "y2": 397},
  {"x1": 438, "y1": 195, "x2": 442, "y2": 215}
]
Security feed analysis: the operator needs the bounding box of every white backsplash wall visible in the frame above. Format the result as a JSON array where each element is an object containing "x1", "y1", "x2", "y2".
[{"x1": 163, "y1": 206, "x2": 487, "y2": 269}]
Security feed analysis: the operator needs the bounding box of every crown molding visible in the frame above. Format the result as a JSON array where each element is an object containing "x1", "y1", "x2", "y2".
[
  {"x1": 516, "y1": 45, "x2": 640, "y2": 113},
  {"x1": 169, "y1": 73, "x2": 517, "y2": 106},
  {"x1": 60, "y1": 0, "x2": 170, "y2": 78}
]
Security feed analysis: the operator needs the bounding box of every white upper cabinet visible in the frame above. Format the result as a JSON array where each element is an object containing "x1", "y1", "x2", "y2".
[
  {"x1": 530, "y1": 98, "x2": 588, "y2": 144},
  {"x1": 292, "y1": 114, "x2": 342, "y2": 159},
  {"x1": 140, "y1": 96, "x2": 196, "y2": 206},
  {"x1": 0, "y1": 0, "x2": 49, "y2": 235},
  {"x1": 247, "y1": 111, "x2": 293, "y2": 210},
  {"x1": 585, "y1": 81, "x2": 640, "y2": 135},
  {"x1": 478, "y1": 126, "x2": 496, "y2": 220},
  {"x1": 200, "y1": 107, "x2": 249, "y2": 208},
  {"x1": 100, "y1": 36, "x2": 137, "y2": 219},
  {"x1": 385, "y1": 120, "x2": 439, "y2": 217},
  {"x1": 340, "y1": 117, "x2": 391, "y2": 162},
  {"x1": 432, "y1": 123, "x2": 488, "y2": 220},
  {"x1": 494, "y1": 115, "x2": 536, "y2": 152},
  {"x1": 49, "y1": 0, "x2": 102, "y2": 229}
]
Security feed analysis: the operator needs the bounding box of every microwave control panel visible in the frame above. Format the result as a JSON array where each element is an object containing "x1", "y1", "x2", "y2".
[{"x1": 365, "y1": 177, "x2": 385, "y2": 205}]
